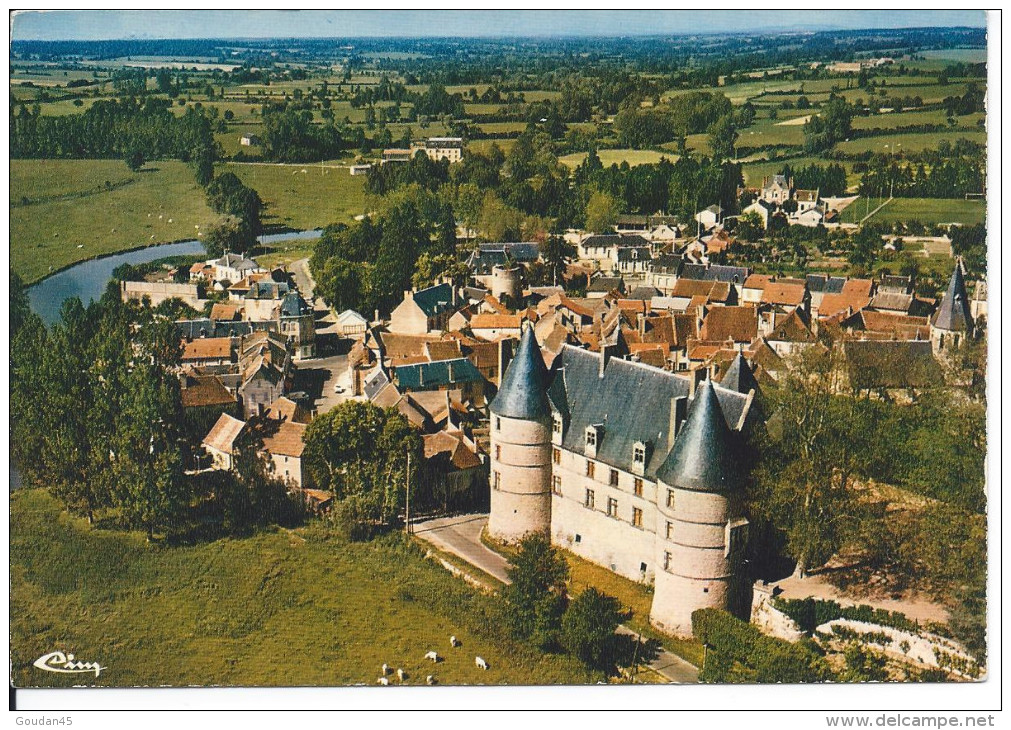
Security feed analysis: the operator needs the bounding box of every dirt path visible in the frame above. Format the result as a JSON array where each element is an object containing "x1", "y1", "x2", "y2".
[{"x1": 770, "y1": 573, "x2": 950, "y2": 624}]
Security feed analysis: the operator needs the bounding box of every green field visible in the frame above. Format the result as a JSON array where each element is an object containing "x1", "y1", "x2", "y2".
[
  {"x1": 222, "y1": 162, "x2": 368, "y2": 231},
  {"x1": 865, "y1": 197, "x2": 986, "y2": 226},
  {"x1": 559, "y1": 149, "x2": 676, "y2": 169},
  {"x1": 851, "y1": 109, "x2": 985, "y2": 131},
  {"x1": 11, "y1": 489, "x2": 596, "y2": 688},
  {"x1": 834, "y1": 130, "x2": 986, "y2": 155},
  {"x1": 741, "y1": 157, "x2": 858, "y2": 189},
  {"x1": 10, "y1": 159, "x2": 222, "y2": 284}
]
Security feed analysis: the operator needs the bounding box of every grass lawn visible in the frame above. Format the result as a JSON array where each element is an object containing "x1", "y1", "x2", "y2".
[
  {"x1": 11, "y1": 159, "x2": 221, "y2": 285},
  {"x1": 221, "y1": 162, "x2": 368, "y2": 231},
  {"x1": 11, "y1": 488, "x2": 597, "y2": 688},
  {"x1": 254, "y1": 243, "x2": 316, "y2": 270},
  {"x1": 559, "y1": 149, "x2": 675, "y2": 169}
]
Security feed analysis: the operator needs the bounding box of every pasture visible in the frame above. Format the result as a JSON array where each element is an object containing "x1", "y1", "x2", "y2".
[
  {"x1": 867, "y1": 198, "x2": 985, "y2": 227},
  {"x1": 834, "y1": 130, "x2": 986, "y2": 155},
  {"x1": 221, "y1": 162, "x2": 368, "y2": 231},
  {"x1": 10, "y1": 489, "x2": 596, "y2": 688},
  {"x1": 559, "y1": 149, "x2": 676, "y2": 169},
  {"x1": 11, "y1": 159, "x2": 221, "y2": 284}
]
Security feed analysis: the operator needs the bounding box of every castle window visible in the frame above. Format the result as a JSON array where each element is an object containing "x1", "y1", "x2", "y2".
[
  {"x1": 585, "y1": 429, "x2": 596, "y2": 448},
  {"x1": 609, "y1": 469, "x2": 619, "y2": 487},
  {"x1": 663, "y1": 551, "x2": 672, "y2": 571},
  {"x1": 633, "y1": 442, "x2": 646, "y2": 465},
  {"x1": 666, "y1": 521, "x2": 674, "y2": 540},
  {"x1": 632, "y1": 507, "x2": 643, "y2": 527},
  {"x1": 495, "y1": 417, "x2": 501, "y2": 431},
  {"x1": 586, "y1": 461, "x2": 595, "y2": 479},
  {"x1": 552, "y1": 414, "x2": 562, "y2": 434},
  {"x1": 553, "y1": 448, "x2": 561, "y2": 465},
  {"x1": 607, "y1": 497, "x2": 618, "y2": 518},
  {"x1": 585, "y1": 489, "x2": 595, "y2": 509},
  {"x1": 495, "y1": 444, "x2": 501, "y2": 460},
  {"x1": 666, "y1": 489, "x2": 676, "y2": 509},
  {"x1": 575, "y1": 533, "x2": 582, "y2": 543},
  {"x1": 552, "y1": 476, "x2": 561, "y2": 495},
  {"x1": 493, "y1": 471, "x2": 501, "y2": 490},
  {"x1": 634, "y1": 478, "x2": 643, "y2": 497},
  {"x1": 640, "y1": 562, "x2": 647, "y2": 573}
]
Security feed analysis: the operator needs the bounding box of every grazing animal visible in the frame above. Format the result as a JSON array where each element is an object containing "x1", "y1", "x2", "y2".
[
  {"x1": 381, "y1": 663, "x2": 389, "y2": 675},
  {"x1": 475, "y1": 656, "x2": 489, "y2": 670},
  {"x1": 77, "y1": 244, "x2": 84, "y2": 249},
  {"x1": 425, "y1": 651, "x2": 440, "y2": 663},
  {"x1": 396, "y1": 668, "x2": 406, "y2": 682},
  {"x1": 450, "y1": 636, "x2": 460, "y2": 647},
  {"x1": 426, "y1": 675, "x2": 436, "y2": 685},
  {"x1": 377, "y1": 677, "x2": 389, "y2": 686}
]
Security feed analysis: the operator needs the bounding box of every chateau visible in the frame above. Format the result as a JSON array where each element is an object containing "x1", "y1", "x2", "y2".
[{"x1": 488, "y1": 325, "x2": 756, "y2": 636}]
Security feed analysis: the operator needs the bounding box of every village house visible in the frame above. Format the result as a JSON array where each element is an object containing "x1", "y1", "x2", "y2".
[
  {"x1": 382, "y1": 148, "x2": 412, "y2": 164},
  {"x1": 202, "y1": 413, "x2": 247, "y2": 471},
  {"x1": 760, "y1": 174, "x2": 793, "y2": 204},
  {"x1": 237, "y1": 331, "x2": 295, "y2": 417},
  {"x1": 335, "y1": 309, "x2": 369, "y2": 338},
  {"x1": 259, "y1": 420, "x2": 308, "y2": 489},
  {"x1": 694, "y1": 204, "x2": 722, "y2": 231},
  {"x1": 388, "y1": 283, "x2": 456, "y2": 335},
  {"x1": 411, "y1": 137, "x2": 464, "y2": 163},
  {"x1": 393, "y1": 358, "x2": 487, "y2": 405},
  {"x1": 214, "y1": 253, "x2": 265, "y2": 284}
]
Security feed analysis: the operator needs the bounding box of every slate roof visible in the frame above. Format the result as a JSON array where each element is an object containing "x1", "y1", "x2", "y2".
[
  {"x1": 280, "y1": 291, "x2": 312, "y2": 317},
  {"x1": 720, "y1": 352, "x2": 760, "y2": 395},
  {"x1": 932, "y1": 264, "x2": 973, "y2": 332},
  {"x1": 655, "y1": 379, "x2": 741, "y2": 493},
  {"x1": 679, "y1": 263, "x2": 748, "y2": 285},
  {"x1": 649, "y1": 254, "x2": 683, "y2": 275},
  {"x1": 395, "y1": 358, "x2": 484, "y2": 390},
  {"x1": 869, "y1": 291, "x2": 913, "y2": 313},
  {"x1": 490, "y1": 325, "x2": 550, "y2": 420},
  {"x1": 412, "y1": 283, "x2": 455, "y2": 317},
  {"x1": 363, "y1": 368, "x2": 391, "y2": 401},
  {"x1": 587, "y1": 276, "x2": 624, "y2": 294},
  {"x1": 616, "y1": 246, "x2": 653, "y2": 263},
  {"x1": 247, "y1": 281, "x2": 291, "y2": 300},
  {"x1": 547, "y1": 346, "x2": 749, "y2": 480},
  {"x1": 628, "y1": 285, "x2": 661, "y2": 301}
]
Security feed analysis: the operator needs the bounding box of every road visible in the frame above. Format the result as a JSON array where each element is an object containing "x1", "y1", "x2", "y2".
[{"x1": 413, "y1": 513, "x2": 700, "y2": 684}]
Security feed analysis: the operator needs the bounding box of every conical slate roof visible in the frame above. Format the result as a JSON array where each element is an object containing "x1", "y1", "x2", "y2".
[
  {"x1": 656, "y1": 379, "x2": 739, "y2": 493},
  {"x1": 932, "y1": 263, "x2": 972, "y2": 333},
  {"x1": 721, "y1": 352, "x2": 759, "y2": 395},
  {"x1": 490, "y1": 324, "x2": 551, "y2": 420}
]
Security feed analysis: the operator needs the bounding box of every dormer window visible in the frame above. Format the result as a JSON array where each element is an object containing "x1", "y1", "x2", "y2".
[
  {"x1": 585, "y1": 424, "x2": 602, "y2": 458},
  {"x1": 553, "y1": 413, "x2": 562, "y2": 434},
  {"x1": 632, "y1": 440, "x2": 649, "y2": 476}
]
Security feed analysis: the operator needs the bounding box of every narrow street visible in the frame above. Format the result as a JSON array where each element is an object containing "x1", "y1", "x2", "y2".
[{"x1": 413, "y1": 513, "x2": 700, "y2": 684}]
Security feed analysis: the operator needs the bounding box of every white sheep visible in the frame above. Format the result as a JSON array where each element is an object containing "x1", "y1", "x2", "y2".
[
  {"x1": 475, "y1": 656, "x2": 488, "y2": 670},
  {"x1": 450, "y1": 636, "x2": 460, "y2": 647},
  {"x1": 425, "y1": 651, "x2": 440, "y2": 663},
  {"x1": 377, "y1": 677, "x2": 389, "y2": 686},
  {"x1": 396, "y1": 668, "x2": 406, "y2": 682},
  {"x1": 426, "y1": 675, "x2": 437, "y2": 685},
  {"x1": 381, "y1": 663, "x2": 389, "y2": 676}
]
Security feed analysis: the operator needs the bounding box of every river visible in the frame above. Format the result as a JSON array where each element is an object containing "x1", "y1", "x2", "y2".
[{"x1": 27, "y1": 229, "x2": 322, "y2": 325}]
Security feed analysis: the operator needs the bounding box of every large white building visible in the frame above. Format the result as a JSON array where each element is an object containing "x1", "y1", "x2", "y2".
[{"x1": 488, "y1": 325, "x2": 756, "y2": 636}]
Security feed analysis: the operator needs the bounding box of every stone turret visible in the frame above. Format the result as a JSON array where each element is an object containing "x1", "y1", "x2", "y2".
[
  {"x1": 491, "y1": 264, "x2": 522, "y2": 302},
  {"x1": 488, "y1": 323, "x2": 553, "y2": 542},
  {"x1": 650, "y1": 379, "x2": 749, "y2": 636},
  {"x1": 930, "y1": 261, "x2": 973, "y2": 353}
]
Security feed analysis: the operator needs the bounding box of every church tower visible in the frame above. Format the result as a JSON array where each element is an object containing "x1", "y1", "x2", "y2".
[
  {"x1": 930, "y1": 261, "x2": 973, "y2": 353},
  {"x1": 650, "y1": 379, "x2": 749, "y2": 637},
  {"x1": 488, "y1": 324, "x2": 553, "y2": 542}
]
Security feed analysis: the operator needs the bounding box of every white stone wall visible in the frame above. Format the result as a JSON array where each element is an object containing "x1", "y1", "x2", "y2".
[
  {"x1": 389, "y1": 299, "x2": 430, "y2": 335},
  {"x1": 491, "y1": 266, "x2": 522, "y2": 301},
  {"x1": 549, "y1": 446, "x2": 657, "y2": 583}
]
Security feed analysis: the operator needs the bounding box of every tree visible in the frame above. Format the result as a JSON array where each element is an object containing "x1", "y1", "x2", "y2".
[
  {"x1": 302, "y1": 401, "x2": 422, "y2": 536},
  {"x1": 561, "y1": 588, "x2": 625, "y2": 672},
  {"x1": 412, "y1": 251, "x2": 468, "y2": 290},
  {"x1": 708, "y1": 113, "x2": 739, "y2": 162},
  {"x1": 750, "y1": 344, "x2": 874, "y2": 578},
  {"x1": 202, "y1": 217, "x2": 256, "y2": 258},
  {"x1": 315, "y1": 256, "x2": 365, "y2": 313},
  {"x1": 541, "y1": 235, "x2": 577, "y2": 286},
  {"x1": 501, "y1": 534, "x2": 569, "y2": 650},
  {"x1": 126, "y1": 149, "x2": 145, "y2": 172},
  {"x1": 584, "y1": 190, "x2": 621, "y2": 234}
]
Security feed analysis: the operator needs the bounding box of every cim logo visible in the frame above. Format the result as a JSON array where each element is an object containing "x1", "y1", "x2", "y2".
[{"x1": 33, "y1": 651, "x2": 106, "y2": 678}]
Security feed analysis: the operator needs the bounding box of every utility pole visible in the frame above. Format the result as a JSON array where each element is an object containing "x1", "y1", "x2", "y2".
[{"x1": 405, "y1": 450, "x2": 412, "y2": 535}]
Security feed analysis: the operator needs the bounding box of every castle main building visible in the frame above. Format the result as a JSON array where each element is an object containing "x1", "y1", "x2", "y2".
[{"x1": 488, "y1": 325, "x2": 755, "y2": 636}]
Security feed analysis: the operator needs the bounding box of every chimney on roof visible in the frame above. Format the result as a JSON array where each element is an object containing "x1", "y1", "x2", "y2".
[
  {"x1": 404, "y1": 290, "x2": 413, "y2": 301},
  {"x1": 689, "y1": 367, "x2": 706, "y2": 399},
  {"x1": 667, "y1": 395, "x2": 688, "y2": 452}
]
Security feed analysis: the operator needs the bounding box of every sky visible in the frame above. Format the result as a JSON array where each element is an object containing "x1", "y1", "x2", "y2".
[{"x1": 11, "y1": 9, "x2": 987, "y2": 41}]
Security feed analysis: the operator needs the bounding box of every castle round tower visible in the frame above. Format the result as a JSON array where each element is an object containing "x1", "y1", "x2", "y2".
[
  {"x1": 491, "y1": 264, "x2": 522, "y2": 302},
  {"x1": 650, "y1": 379, "x2": 749, "y2": 637},
  {"x1": 488, "y1": 324, "x2": 553, "y2": 542}
]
